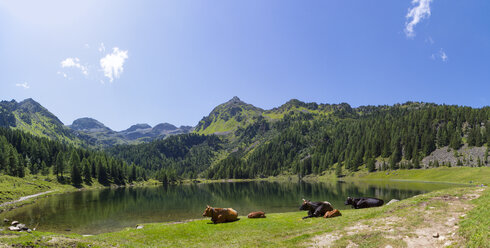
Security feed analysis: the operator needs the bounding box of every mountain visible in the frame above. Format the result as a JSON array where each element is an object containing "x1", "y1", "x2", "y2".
[
  {"x1": 195, "y1": 96, "x2": 264, "y2": 135},
  {"x1": 0, "y1": 98, "x2": 191, "y2": 148},
  {"x1": 70, "y1": 117, "x2": 113, "y2": 133},
  {"x1": 0, "y1": 98, "x2": 84, "y2": 146},
  {"x1": 69, "y1": 119, "x2": 192, "y2": 147}
]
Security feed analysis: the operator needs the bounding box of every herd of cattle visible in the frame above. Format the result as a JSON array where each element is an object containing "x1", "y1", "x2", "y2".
[{"x1": 202, "y1": 196, "x2": 384, "y2": 224}]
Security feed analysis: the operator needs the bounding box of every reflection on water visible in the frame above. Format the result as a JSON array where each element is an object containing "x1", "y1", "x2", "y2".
[{"x1": 0, "y1": 180, "x2": 457, "y2": 234}]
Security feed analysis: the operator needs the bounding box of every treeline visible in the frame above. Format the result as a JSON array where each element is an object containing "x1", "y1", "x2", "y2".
[
  {"x1": 0, "y1": 128, "x2": 147, "y2": 187},
  {"x1": 108, "y1": 133, "x2": 222, "y2": 182},
  {"x1": 206, "y1": 103, "x2": 490, "y2": 179}
]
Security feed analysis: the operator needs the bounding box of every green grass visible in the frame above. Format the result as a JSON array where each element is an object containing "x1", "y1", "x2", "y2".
[
  {"x1": 459, "y1": 187, "x2": 490, "y2": 248},
  {"x1": 0, "y1": 175, "x2": 73, "y2": 207},
  {"x1": 1, "y1": 186, "x2": 486, "y2": 247},
  {"x1": 352, "y1": 167, "x2": 490, "y2": 185},
  {"x1": 1, "y1": 167, "x2": 489, "y2": 247}
]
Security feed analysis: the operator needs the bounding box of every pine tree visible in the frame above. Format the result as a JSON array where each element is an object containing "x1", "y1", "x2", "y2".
[
  {"x1": 450, "y1": 132, "x2": 461, "y2": 150},
  {"x1": 335, "y1": 163, "x2": 342, "y2": 177},
  {"x1": 55, "y1": 152, "x2": 64, "y2": 178},
  {"x1": 82, "y1": 158, "x2": 92, "y2": 185},
  {"x1": 367, "y1": 158, "x2": 376, "y2": 172},
  {"x1": 70, "y1": 151, "x2": 82, "y2": 187},
  {"x1": 41, "y1": 161, "x2": 49, "y2": 176}
]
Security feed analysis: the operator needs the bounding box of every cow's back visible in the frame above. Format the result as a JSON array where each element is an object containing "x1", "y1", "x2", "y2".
[{"x1": 322, "y1": 201, "x2": 334, "y2": 211}]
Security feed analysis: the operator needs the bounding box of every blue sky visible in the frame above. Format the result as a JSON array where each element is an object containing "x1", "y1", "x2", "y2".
[{"x1": 1, "y1": 0, "x2": 489, "y2": 130}]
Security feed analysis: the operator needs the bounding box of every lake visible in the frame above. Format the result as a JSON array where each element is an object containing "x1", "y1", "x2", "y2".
[{"x1": 0, "y1": 180, "x2": 459, "y2": 234}]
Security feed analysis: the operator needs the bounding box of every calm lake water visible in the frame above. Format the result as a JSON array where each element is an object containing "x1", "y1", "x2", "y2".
[{"x1": 0, "y1": 180, "x2": 459, "y2": 234}]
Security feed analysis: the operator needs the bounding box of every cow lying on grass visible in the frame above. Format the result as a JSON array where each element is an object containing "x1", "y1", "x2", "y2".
[
  {"x1": 299, "y1": 199, "x2": 334, "y2": 219},
  {"x1": 344, "y1": 197, "x2": 384, "y2": 209},
  {"x1": 202, "y1": 205, "x2": 239, "y2": 224},
  {"x1": 247, "y1": 211, "x2": 266, "y2": 218}
]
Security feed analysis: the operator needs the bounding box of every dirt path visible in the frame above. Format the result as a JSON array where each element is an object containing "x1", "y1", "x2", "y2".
[
  {"x1": 0, "y1": 191, "x2": 53, "y2": 208},
  {"x1": 308, "y1": 187, "x2": 484, "y2": 248}
]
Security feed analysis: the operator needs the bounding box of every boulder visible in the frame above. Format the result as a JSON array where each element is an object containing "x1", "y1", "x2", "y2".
[
  {"x1": 386, "y1": 199, "x2": 400, "y2": 205},
  {"x1": 11, "y1": 221, "x2": 19, "y2": 226},
  {"x1": 9, "y1": 226, "x2": 21, "y2": 231},
  {"x1": 27, "y1": 229, "x2": 32, "y2": 233},
  {"x1": 433, "y1": 233, "x2": 440, "y2": 238},
  {"x1": 136, "y1": 225, "x2": 144, "y2": 229},
  {"x1": 17, "y1": 224, "x2": 28, "y2": 230},
  {"x1": 324, "y1": 209, "x2": 342, "y2": 218},
  {"x1": 3, "y1": 218, "x2": 9, "y2": 223}
]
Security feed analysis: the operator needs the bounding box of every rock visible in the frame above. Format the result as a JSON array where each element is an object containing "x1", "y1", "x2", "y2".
[
  {"x1": 0, "y1": 228, "x2": 3, "y2": 232},
  {"x1": 324, "y1": 209, "x2": 342, "y2": 218},
  {"x1": 27, "y1": 229, "x2": 32, "y2": 233},
  {"x1": 65, "y1": 229, "x2": 71, "y2": 232},
  {"x1": 9, "y1": 226, "x2": 21, "y2": 231},
  {"x1": 433, "y1": 233, "x2": 439, "y2": 238},
  {"x1": 11, "y1": 220, "x2": 19, "y2": 226},
  {"x1": 3, "y1": 218, "x2": 9, "y2": 223},
  {"x1": 17, "y1": 224, "x2": 28, "y2": 230},
  {"x1": 136, "y1": 225, "x2": 144, "y2": 229},
  {"x1": 386, "y1": 199, "x2": 400, "y2": 205}
]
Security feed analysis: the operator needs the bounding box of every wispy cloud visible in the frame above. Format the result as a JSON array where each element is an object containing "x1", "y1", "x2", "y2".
[
  {"x1": 15, "y1": 82, "x2": 30, "y2": 89},
  {"x1": 60, "y1": 57, "x2": 88, "y2": 75},
  {"x1": 431, "y1": 48, "x2": 448, "y2": 62},
  {"x1": 98, "y1": 43, "x2": 105, "y2": 53},
  {"x1": 405, "y1": 0, "x2": 433, "y2": 38},
  {"x1": 439, "y1": 48, "x2": 448, "y2": 62},
  {"x1": 100, "y1": 47, "x2": 128, "y2": 82}
]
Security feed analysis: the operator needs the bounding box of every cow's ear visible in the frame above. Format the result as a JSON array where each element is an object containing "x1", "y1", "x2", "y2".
[
  {"x1": 302, "y1": 198, "x2": 306, "y2": 202},
  {"x1": 207, "y1": 205, "x2": 210, "y2": 208}
]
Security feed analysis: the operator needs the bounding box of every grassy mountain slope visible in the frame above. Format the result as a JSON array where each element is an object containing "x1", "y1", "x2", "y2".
[{"x1": 0, "y1": 99, "x2": 84, "y2": 146}]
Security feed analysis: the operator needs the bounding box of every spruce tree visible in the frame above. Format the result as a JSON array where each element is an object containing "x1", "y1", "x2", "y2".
[
  {"x1": 70, "y1": 151, "x2": 82, "y2": 187},
  {"x1": 55, "y1": 152, "x2": 64, "y2": 178},
  {"x1": 367, "y1": 158, "x2": 376, "y2": 172},
  {"x1": 82, "y1": 158, "x2": 92, "y2": 185},
  {"x1": 450, "y1": 132, "x2": 461, "y2": 150},
  {"x1": 335, "y1": 163, "x2": 342, "y2": 177}
]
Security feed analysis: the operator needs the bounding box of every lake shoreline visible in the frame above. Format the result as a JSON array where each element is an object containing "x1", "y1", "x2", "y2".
[
  {"x1": 0, "y1": 185, "x2": 486, "y2": 247},
  {"x1": 1, "y1": 167, "x2": 486, "y2": 216}
]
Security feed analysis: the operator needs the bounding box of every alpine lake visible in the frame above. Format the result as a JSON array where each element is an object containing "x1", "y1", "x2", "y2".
[{"x1": 0, "y1": 180, "x2": 461, "y2": 234}]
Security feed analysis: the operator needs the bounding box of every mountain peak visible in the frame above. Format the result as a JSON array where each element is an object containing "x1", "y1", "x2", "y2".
[
  {"x1": 70, "y1": 117, "x2": 111, "y2": 132},
  {"x1": 124, "y1": 123, "x2": 152, "y2": 132},
  {"x1": 229, "y1": 96, "x2": 241, "y2": 102}
]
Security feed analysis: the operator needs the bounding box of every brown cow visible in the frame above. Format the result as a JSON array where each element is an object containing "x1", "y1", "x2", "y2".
[
  {"x1": 247, "y1": 211, "x2": 266, "y2": 218},
  {"x1": 202, "y1": 205, "x2": 239, "y2": 224},
  {"x1": 324, "y1": 209, "x2": 342, "y2": 218}
]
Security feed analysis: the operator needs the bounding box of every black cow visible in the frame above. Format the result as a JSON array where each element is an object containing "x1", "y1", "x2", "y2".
[
  {"x1": 344, "y1": 197, "x2": 384, "y2": 209},
  {"x1": 299, "y1": 199, "x2": 334, "y2": 219}
]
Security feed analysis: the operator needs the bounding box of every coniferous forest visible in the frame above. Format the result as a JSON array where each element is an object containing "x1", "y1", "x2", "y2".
[{"x1": 1, "y1": 101, "x2": 489, "y2": 184}]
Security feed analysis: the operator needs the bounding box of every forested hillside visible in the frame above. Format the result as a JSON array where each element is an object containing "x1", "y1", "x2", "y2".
[
  {"x1": 206, "y1": 102, "x2": 490, "y2": 179},
  {"x1": 1, "y1": 97, "x2": 489, "y2": 183},
  {"x1": 0, "y1": 127, "x2": 147, "y2": 187}
]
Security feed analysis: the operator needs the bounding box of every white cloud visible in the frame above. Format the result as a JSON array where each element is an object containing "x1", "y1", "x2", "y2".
[
  {"x1": 98, "y1": 42, "x2": 105, "y2": 53},
  {"x1": 405, "y1": 0, "x2": 433, "y2": 38},
  {"x1": 60, "y1": 57, "x2": 88, "y2": 75},
  {"x1": 431, "y1": 48, "x2": 448, "y2": 62},
  {"x1": 15, "y1": 82, "x2": 30, "y2": 89},
  {"x1": 100, "y1": 47, "x2": 128, "y2": 82},
  {"x1": 57, "y1": 71, "x2": 68, "y2": 78},
  {"x1": 439, "y1": 48, "x2": 448, "y2": 62}
]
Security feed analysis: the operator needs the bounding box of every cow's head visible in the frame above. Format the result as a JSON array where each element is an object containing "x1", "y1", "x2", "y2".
[
  {"x1": 299, "y1": 199, "x2": 310, "y2": 210},
  {"x1": 202, "y1": 205, "x2": 214, "y2": 217},
  {"x1": 344, "y1": 197, "x2": 354, "y2": 205}
]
